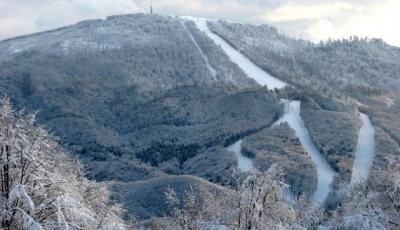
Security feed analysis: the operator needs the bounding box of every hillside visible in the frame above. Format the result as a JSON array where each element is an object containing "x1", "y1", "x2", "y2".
[{"x1": 0, "y1": 13, "x2": 400, "y2": 229}]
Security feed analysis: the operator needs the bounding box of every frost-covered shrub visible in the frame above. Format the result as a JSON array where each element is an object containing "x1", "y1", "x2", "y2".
[
  {"x1": 0, "y1": 98, "x2": 126, "y2": 229},
  {"x1": 237, "y1": 166, "x2": 296, "y2": 229}
]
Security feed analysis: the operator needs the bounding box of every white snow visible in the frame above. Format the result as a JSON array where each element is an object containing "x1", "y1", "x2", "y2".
[
  {"x1": 180, "y1": 21, "x2": 218, "y2": 80},
  {"x1": 184, "y1": 17, "x2": 287, "y2": 90},
  {"x1": 61, "y1": 39, "x2": 121, "y2": 55},
  {"x1": 274, "y1": 100, "x2": 335, "y2": 204},
  {"x1": 351, "y1": 113, "x2": 375, "y2": 184},
  {"x1": 227, "y1": 140, "x2": 252, "y2": 172}
]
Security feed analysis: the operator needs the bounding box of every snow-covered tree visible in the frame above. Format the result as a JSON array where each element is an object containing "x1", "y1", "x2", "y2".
[
  {"x1": 319, "y1": 181, "x2": 386, "y2": 229},
  {"x1": 323, "y1": 173, "x2": 400, "y2": 229},
  {"x1": 0, "y1": 98, "x2": 126, "y2": 229},
  {"x1": 236, "y1": 165, "x2": 296, "y2": 230},
  {"x1": 165, "y1": 185, "x2": 203, "y2": 230}
]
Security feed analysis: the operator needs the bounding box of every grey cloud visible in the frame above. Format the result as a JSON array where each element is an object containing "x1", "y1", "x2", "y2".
[{"x1": 0, "y1": 0, "x2": 398, "y2": 46}]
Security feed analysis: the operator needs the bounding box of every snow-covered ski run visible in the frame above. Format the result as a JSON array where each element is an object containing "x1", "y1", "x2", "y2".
[
  {"x1": 351, "y1": 113, "x2": 375, "y2": 185},
  {"x1": 274, "y1": 100, "x2": 335, "y2": 204},
  {"x1": 184, "y1": 16, "x2": 287, "y2": 90}
]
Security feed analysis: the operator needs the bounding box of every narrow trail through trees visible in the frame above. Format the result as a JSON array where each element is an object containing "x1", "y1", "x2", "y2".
[
  {"x1": 186, "y1": 17, "x2": 287, "y2": 90},
  {"x1": 180, "y1": 21, "x2": 218, "y2": 80}
]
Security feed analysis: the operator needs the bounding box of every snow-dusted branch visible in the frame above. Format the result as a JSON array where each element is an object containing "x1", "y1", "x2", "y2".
[{"x1": 0, "y1": 98, "x2": 127, "y2": 229}]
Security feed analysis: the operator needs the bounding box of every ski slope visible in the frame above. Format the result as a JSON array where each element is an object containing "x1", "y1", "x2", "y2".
[
  {"x1": 185, "y1": 17, "x2": 287, "y2": 90},
  {"x1": 351, "y1": 113, "x2": 375, "y2": 184},
  {"x1": 183, "y1": 16, "x2": 377, "y2": 204},
  {"x1": 274, "y1": 100, "x2": 335, "y2": 204},
  {"x1": 187, "y1": 16, "x2": 333, "y2": 202}
]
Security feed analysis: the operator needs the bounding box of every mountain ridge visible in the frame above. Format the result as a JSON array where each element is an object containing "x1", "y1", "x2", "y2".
[{"x1": 0, "y1": 13, "x2": 400, "y2": 228}]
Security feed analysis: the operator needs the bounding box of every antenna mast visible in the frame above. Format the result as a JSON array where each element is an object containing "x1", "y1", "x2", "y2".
[{"x1": 150, "y1": 0, "x2": 153, "y2": 14}]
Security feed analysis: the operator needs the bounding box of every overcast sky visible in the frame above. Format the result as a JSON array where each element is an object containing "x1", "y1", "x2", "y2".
[{"x1": 1, "y1": 0, "x2": 399, "y2": 46}]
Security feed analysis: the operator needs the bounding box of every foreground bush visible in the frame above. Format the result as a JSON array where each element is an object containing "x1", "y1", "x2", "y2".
[{"x1": 0, "y1": 98, "x2": 126, "y2": 229}]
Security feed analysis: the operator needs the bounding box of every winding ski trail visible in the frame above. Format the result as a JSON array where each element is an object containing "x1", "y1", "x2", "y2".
[
  {"x1": 184, "y1": 16, "x2": 376, "y2": 204},
  {"x1": 274, "y1": 100, "x2": 335, "y2": 203},
  {"x1": 186, "y1": 16, "x2": 335, "y2": 203}
]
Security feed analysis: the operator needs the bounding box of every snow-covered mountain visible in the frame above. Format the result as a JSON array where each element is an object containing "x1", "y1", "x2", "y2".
[{"x1": 0, "y1": 13, "x2": 399, "y2": 229}]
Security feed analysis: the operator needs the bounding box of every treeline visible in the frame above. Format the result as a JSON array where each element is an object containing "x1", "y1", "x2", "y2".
[
  {"x1": 137, "y1": 143, "x2": 202, "y2": 166},
  {"x1": 136, "y1": 121, "x2": 276, "y2": 167}
]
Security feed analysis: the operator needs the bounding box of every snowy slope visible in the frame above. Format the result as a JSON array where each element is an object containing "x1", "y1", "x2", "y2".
[
  {"x1": 183, "y1": 17, "x2": 287, "y2": 90},
  {"x1": 351, "y1": 113, "x2": 375, "y2": 184},
  {"x1": 274, "y1": 100, "x2": 335, "y2": 204},
  {"x1": 184, "y1": 16, "x2": 335, "y2": 203}
]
